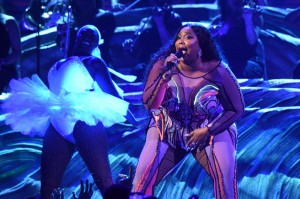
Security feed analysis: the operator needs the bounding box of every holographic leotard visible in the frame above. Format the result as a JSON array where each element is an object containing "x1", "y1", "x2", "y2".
[{"x1": 134, "y1": 61, "x2": 244, "y2": 199}]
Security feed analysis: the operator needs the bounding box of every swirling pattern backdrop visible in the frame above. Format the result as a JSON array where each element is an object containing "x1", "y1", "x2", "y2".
[
  {"x1": 1, "y1": 2, "x2": 300, "y2": 199},
  {"x1": 1, "y1": 78, "x2": 300, "y2": 199}
]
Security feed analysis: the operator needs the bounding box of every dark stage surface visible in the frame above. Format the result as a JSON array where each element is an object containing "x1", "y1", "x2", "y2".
[
  {"x1": 1, "y1": 78, "x2": 300, "y2": 199},
  {"x1": 0, "y1": 1, "x2": 300, "y2": 199}
]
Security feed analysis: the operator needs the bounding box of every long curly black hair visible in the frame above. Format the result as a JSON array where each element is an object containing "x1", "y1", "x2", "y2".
[{"x1": 142, "y1": 23, "x2": 223, "y2": 83}]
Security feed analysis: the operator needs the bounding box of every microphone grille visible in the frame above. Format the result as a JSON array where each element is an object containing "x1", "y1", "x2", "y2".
[{"x1": 175, "y1": 50, "x2": 183, "y2": 58}]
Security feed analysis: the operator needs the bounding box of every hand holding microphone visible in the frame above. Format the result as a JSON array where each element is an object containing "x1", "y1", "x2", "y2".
[
  {"x1": 163, "y1": 50, "x2": 183, "y2": 71},
  {"x1": 162, "y1": 50, "x2": 183, "y2": 81}
]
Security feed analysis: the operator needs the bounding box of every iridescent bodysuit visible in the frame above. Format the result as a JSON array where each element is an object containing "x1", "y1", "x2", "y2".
[{"x1": 134, "y1": 61, "x2": 244, "y2": 199}]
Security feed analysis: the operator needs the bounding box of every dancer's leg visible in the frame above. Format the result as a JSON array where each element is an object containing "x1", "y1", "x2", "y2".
[
  {"x1": 41, "y1": 124, "x2": 75, "y2": 199},
  {"x1": 132, "y1": 127, "x2": 187, "y2": 195},
  {"x1": 132, "y1": 127, "x2": 160, "y2": 194},
  {"x1": 194, "y1": 126, "x2": 238, "y2": 199},
  {"x1": 73, "y1": 121, "x2": 114, "y2": 195}
]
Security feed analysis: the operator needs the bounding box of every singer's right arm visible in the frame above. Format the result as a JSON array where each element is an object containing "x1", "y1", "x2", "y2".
[{"x1": 142, "y1": 58, "x2": 169, "y2": 110}]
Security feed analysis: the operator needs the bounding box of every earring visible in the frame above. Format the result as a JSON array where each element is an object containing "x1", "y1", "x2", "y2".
[{"x1": 198, "y1": 49, "x2": 202, "y2": 57}]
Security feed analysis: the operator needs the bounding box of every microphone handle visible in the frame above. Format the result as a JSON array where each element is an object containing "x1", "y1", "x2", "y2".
[
  {"x1": 162, "y1": 50, "x2": 183, "y2": 72},
  {"x1": 163, "y1": 61, "x2": 177, "y2": 72}
]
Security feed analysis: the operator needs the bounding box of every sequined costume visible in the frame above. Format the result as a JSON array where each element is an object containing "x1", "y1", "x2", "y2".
[{"x1": 133, "y1": 61, "x2": 244, "y2": 199}]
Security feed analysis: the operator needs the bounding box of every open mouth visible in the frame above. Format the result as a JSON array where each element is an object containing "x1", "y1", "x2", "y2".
[{"x1": 178, "y1": 48, "x2": 187, "y2": 55}]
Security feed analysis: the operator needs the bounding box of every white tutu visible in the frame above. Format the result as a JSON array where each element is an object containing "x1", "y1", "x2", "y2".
[{"x1": 1, "y1": 67, "x2": 129, "y2": 141}]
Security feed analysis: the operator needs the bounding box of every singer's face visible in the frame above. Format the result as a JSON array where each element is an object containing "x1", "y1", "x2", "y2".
[{"x1": 175, "y1": 26, "x2": 201, "y2": 63}]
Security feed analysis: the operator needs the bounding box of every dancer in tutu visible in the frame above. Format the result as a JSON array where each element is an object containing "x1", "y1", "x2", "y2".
[{"x1": 1, "y1": 25, "x2": 133, "y2": 198}]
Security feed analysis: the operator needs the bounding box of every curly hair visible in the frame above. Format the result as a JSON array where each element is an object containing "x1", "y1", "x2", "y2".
[
  {"x1": 148, "y1": 23, "x2": 221, "y2": 65},
  {"x1": 143, "y1": 23, "x2": 223, "y2": 84},
  {"x1": 182, "y1": 23, "x2": 222, "y2": 62}
]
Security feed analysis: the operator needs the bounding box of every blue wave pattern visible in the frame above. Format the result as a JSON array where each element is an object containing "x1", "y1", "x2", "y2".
[{"x1": 0, "y1": 78, "x2": 300, "y2": 199}]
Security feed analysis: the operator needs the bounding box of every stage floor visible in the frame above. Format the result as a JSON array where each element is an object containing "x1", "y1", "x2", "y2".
[
  {"x1": 1, "y1": 2, "x2": 300, "y2": 198},
  {"x1": 0, "y1": 78, "x2": 299, "y2": 199}
]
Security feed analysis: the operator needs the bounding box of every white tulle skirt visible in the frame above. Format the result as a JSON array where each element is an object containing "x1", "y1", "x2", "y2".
[{"x1": 1, "y1": 75, "x2": 129, "y2": 142}]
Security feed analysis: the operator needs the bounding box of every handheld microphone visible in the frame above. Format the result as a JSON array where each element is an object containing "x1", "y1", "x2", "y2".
[{"x1": 163, "y1": 50, "x2": 183, "y2": 71}]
